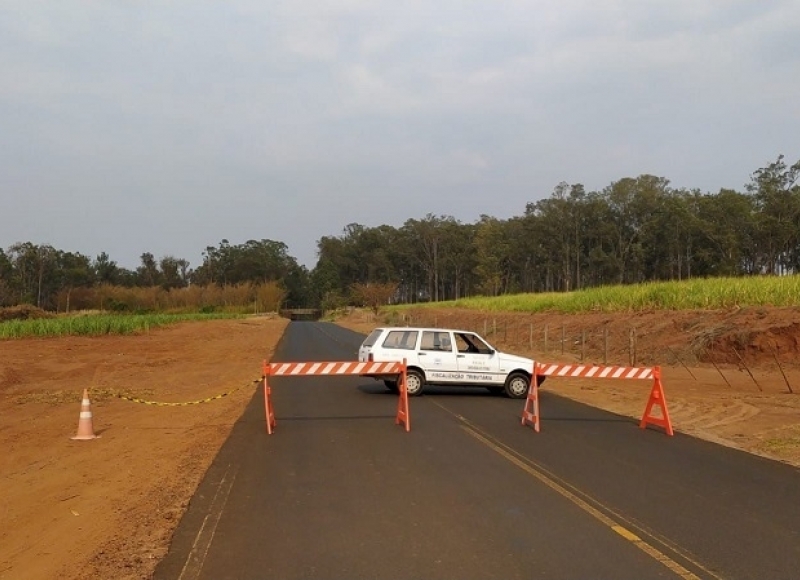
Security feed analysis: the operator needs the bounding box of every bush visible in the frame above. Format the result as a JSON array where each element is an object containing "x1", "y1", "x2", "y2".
[{"x1": 0, "y1": 305, "x2": 54, "y2": 322}]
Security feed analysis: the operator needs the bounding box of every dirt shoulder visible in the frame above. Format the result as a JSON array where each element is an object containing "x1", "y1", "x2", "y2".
[{"x1": 0, "y1": 316, "x2": 288, "y2": 580}]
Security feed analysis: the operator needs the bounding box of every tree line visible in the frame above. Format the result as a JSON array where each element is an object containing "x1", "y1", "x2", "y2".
[
  {"x1": 312, "y1": 155, "x2": 800, "y2": 306},
  {"x1": 2, "y1": 155, "x2": 798, "y2": 312}
]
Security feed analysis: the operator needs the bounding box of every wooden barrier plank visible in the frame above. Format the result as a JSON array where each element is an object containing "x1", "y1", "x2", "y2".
[
  {"x1": 538, "y1": 363, "x2": 654, "y2": 380},
  {"x1": 261, "y1": 359, "x2": 409, "y2": 434},
  {"x1": 523, "y1": 363, "x2": 673, "y2": 436},
  {"x1": 266, "y1": 361, "x2": 402, "y2": 376}
]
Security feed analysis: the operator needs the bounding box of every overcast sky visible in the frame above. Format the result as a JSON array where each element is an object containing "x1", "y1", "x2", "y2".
[{"x1": 1, "y1": 1, "x2": 799, "y2": 270}]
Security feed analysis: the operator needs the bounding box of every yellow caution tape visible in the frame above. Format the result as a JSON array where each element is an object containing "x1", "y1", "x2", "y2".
[{"x1": 114, "y1": 379, "x2": 260, "y2": 406}]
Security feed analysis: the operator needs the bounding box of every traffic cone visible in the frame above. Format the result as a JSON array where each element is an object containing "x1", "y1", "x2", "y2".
[{"x1": 71, "y1": 388, "x2": 99, "y2": 440}]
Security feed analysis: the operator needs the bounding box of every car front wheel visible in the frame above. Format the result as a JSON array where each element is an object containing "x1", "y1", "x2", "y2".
[
  {"x1": 504, "y1": 372, "x2": 530, "y2": 399},
  {"x1": 403, "y1": 369, "x2": 425, "y2": 396}
]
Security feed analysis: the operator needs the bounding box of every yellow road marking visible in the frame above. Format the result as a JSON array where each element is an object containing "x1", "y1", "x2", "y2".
[
  {"x1": 429, "y1": 400, "x2": 720, "y2": 579},
  {"x1": 612, "y1": 524, "x2": 641, "y2": 542}
]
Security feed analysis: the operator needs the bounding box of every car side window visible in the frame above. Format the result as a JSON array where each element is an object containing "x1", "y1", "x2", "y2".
[
  {"x1": 382, "y1": 330, "x2": 419, "y2": 349},
  {"x1": 456, "y1": 333, "x2": 493, "y2": 355},
  {"x1": 454, "y1": 334, "x2": 472, "y2": 353},
  {"x1": 420, "y1": 331, "x2": 452, "y2": 352}
]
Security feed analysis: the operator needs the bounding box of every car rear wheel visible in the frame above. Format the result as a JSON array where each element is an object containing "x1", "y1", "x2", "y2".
[
  {"x1": 404, "y1": 369, "x2": 425, "y2": 396},
  {"x1": 504, "y1": 372, "x2": 530, "y2": 399}
]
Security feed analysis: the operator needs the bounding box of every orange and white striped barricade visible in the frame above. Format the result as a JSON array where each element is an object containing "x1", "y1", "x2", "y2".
[
  {"x1": 261, "y1": 359, "x2": 409, "y2": 435},
  {"x1": 522, "y1": 363, "x2": 674, "y2": 436}
]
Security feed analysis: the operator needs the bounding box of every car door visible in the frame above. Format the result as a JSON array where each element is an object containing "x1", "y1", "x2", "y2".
[
  {"x1": 418, "y1": 330, "x2": 460, "y2": 383},
  {"x1": 454, "y1": 332, "x2": 504, "y2": 385}
]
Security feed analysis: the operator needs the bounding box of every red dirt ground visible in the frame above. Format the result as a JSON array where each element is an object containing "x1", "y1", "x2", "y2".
[{"x1": 2, "y1": 307, "x2": 799, "y2": 579}]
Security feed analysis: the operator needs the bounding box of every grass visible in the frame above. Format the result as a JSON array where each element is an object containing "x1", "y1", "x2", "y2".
[
  {"x1": 0, "y1": 312, "x2": 243, "y2": 339},
  {"x1": 398, "y1": 276, "x2": 800, "y2": 314}
]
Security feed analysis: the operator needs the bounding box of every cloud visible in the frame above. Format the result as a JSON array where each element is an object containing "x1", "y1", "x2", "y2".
[{"x1": 1, "y1": 0, "x2": 799, "y2": 269}]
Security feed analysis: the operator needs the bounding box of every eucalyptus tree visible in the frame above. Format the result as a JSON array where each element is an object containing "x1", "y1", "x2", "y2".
[
  {"x1": 353, "y1": 225, "x2": 399, "y2": 284},
  {"x1": 473, "y1": 215, "x2": 514, "y2": 296},
  {"x1": 193, "y1": 240, "x2": 235, "y2": 286},
  {"x1": 7, "y1": 242, "x2": 57, "y2": 307},
  {"x1": 0, "y1": 248, "x2": 14, "y2": 306},
  {"x1": 577, "y1": 189, "x2": 617, "y2": 287},
  {"x1": 500, "y1": 216, "x2": 532, "y2": 294},
  {"x1": 639, "y1": 188, "x2": 697, "y2": 281},
  {"x1": 693, "y1": 188, "x2": 757, "y2": 275},
  {"x1": 517, "y1": 206, "x2": 547, "y2": 292},
  {"x1": 137, "y1": 252, "x2": 162, "y2": 287},
  {"x1": 402, "y1": 215, "x2": 447, "y2": 301},
  {"x1": 93, "y1": 252, "x2": 121, "y2": 285},
  {"x1": 231, "y1": 239, "x2": 294, "y2": 283},
  {"x1": 193, "y1": 238, "x2": 308, "y2": 305},
  {"x1": 438, "y1": 219, "x2": 477, "y2": 300},
  {"x1": 315, "y1": 224, "x2": 370, "y2": 289},
  {"x1": 602, "y1": 175, "x2": 671, "y2": 284},
  {"x1": 281, "y1": 262, "x2": 312, "y2": 309},
  {"x1": 522, "y1": 182, "x2": 600, "y2": 292},
  {"x1": 529, "y1": 182, "x2": 595, "y2": 291},
  {"x1": 389, "y1": 225, "x2": 426, "y2": 303},
  {"x1": 330, "y1": 223, "x2": 365, "y2": 285},
  {"x1": 314, "y1": 233, "x2": 350, "y2": 297},
  {"x1": 747, "y1": 155, "x2": 800, "y2": 274},
  {"x1": 159, "y1": 256, "x2": 188, "y2": 290},
  {"x1": 309, "y1": 257, "x2": 344, "y2": 309},
  {"x1": 55, "y1": 250, "x2": 93, "y2": 311}
]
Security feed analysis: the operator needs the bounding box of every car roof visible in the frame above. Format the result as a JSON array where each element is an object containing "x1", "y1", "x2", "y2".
[{"x1": 373, "y1": 327, "x2": 476, "y2": 334}]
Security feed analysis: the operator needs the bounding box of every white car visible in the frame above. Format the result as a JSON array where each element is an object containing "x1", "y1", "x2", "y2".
[{"x1": 358, "y1": 327, "x2": 543, "y2": 398}]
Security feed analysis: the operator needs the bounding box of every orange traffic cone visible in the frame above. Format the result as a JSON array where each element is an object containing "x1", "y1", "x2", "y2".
[{"x1": 71, "y1": 388, "x2": 99, "y2": 440}]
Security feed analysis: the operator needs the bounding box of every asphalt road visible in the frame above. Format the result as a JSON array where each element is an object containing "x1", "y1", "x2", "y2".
[{"x1": 155, "y1": 321, "x2": 800, "y2": 580}]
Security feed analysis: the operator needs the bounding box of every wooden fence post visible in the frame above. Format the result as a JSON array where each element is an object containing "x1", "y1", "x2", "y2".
[
  {"x1": 544, "y1": 324, "x2": 549, "y2": 353},
  {"x1": 629, "y1": 328, "x2": 636, "y2": 366},
  {"x1": 581, "y1": 330, "x2": 586, "y2": 362}
]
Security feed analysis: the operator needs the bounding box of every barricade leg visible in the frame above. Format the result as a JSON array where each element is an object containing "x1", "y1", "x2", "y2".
[
  {"x1": 639, "y1": 367, "x2": 674, "y2": 436},
  {"x1": 395, "y1": 360, "x2": 410, "y2": 432},
  {"x1": 263, "y1": 361, "x2": 276, "y2": 435},
  {"x1": 521, "y1": 368, "x2": 540, "y2": 433}
]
